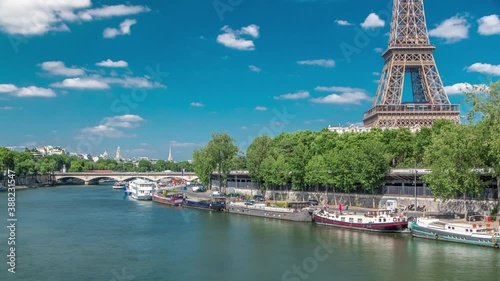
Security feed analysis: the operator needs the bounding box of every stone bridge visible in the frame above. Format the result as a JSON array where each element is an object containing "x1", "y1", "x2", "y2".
[{"x1": 53, "y1": 172, "x2": 198, "y2": 185}]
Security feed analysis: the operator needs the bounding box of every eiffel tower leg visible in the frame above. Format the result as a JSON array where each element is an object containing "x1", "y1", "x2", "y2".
[{"x1": 381, "y1": 55, "x2": 405, "y2": 105}]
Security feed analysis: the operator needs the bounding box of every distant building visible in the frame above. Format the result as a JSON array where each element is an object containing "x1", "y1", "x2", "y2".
[
  {"x1": 327, "y1": 124, "x2": 371, "y2": 134},
  {"x1": 100, "y1": 151, "x2": 109, "y2": 159},
  {"x1": 168, "y1": 147, "x2": 173, "y2": 162},
  {"x1": 327, "y1": 124, "x2": 421, "y2": 134},
  {"x1": 35, "y1": 145, "x2": 66, "y2": 156},
  {"x1": 115, "y1": 146, "x2": 122, "y2": 160}
]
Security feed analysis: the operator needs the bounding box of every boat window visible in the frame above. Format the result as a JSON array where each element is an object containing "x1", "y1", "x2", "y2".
[
  {"x1": 358, "y1": 219, "x2": 363, "y2": 223},
  {"x1": 341, "y1": 217, "x2": 345, "y2": 222},
  {"x1": 466, "y1": 229, "x2": 468, "y2": 232},
  {"x1": 349, "y1": 218, "x2": 354, "y2": 223},
  {"x1": 383, "y1": 219, "x2": 386, "y2": 222}
]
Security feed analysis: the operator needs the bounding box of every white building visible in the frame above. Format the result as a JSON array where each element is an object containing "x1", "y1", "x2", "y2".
[
  {"x1": 327, "y1": 124, "x2": 421, "y2": 134},
  {"x1": 115, "y1": 146, "x2": 122, "y2": 160},
  {"x1": 327, "y1": 124, "x2": 372, "y2": 134}
]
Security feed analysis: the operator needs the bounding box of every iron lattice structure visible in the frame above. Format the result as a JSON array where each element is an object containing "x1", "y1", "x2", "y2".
[{"x1": 363, "y1": 0, "x2": 460, "y2": 128}]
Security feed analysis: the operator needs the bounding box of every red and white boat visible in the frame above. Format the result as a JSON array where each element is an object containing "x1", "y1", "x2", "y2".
[
  {"x1": 152, "y1": 192, "x2": 184, "y2": 206},
  {"x1": 313, "y1": 209, "x2": 408, "y2": 233}
]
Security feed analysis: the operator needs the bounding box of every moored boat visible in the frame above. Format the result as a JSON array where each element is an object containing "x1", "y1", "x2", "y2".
[
  {"x1": 409, "y1": 217, "x2": 500, "y2": 248},
  {"x1": 227, "y1": 202, "x2": 312, "y2": 222},
  {"x1": 128, "y1": 179, "x2": 155, "y2": 200},
  {"x1": 313, "y1": 209, "x2": 408, "y2": 233},
  {"x1": 182, "y1": 197, "x2": 225, "y2": 211},
  {"x1": 0, "y1": 185, "x2": 6, "y2": 191},
  {"x1": 153, "y1": 192, "x2": 184, "y2": 206},
  {"x1": 113, "y1": 181, "x2": 126, "y2": 190}
]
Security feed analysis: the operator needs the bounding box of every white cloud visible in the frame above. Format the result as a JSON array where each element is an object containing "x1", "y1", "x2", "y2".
[
  {"x1": 444, "y1": 83, "x2": 488, "y2": 95},
  {"x1": 335, "y1": 20, "x2": 351, "y2": 26},
  {"x1": 311, "y1": 92, "x2": 371, "y2": 105},
  {"x1": 103, "y1": 114, "x2": 144, "y2": 128},
  {"x1": 249, "y1": 65, "x2": 261, "y2": 72},
  {"x1": 466, "y1": 63, "x2": 500, "y2": 76},
  {"x1": 0, "y1": 84, "x2": 18, "y2": 92},
  {"x1": 311, "y1": 87, "x2": 371, "y2": 105},
  {"x1": 190, "y1": 102, "x2": 204, "y2": 107},
  {"x1": 297, "y1": 59, "x2": 335, "y2": 68},
  {"x1": 78, "y1": 5, "x2": 150, "y2": 20},
  {"x1": 241, "y1": 126, "x2": 248, "y2": 130},
  {"x1": 0, "y1": 2, "x2": 149, "y2": 36},
  {"x1": 372, "y1": 72, "x2": 380, "y2": 76},
  {"x1": 103, "y1": 19, "x2": 136, "y2": 38},
  {"x1": 96, "y1": 59, "x2": 128, "y2": 68},
  {"x1": 217, "y1": 24, "x2": 260, "y2": 51},
  {"x1": 0, "y1": 106, "x2": 22, "y2": 111},
  {"x1": 169, "y1": 141, "x2": 198, "y2": 147},
  {"x1": 80, "y1": 125, "x2": 126, "y2": 138},
  {"x1": 15, "y1": 86, "x2": 56, "y2": 98},
  {"x1": 51, "y1": 78, "x2": 110, "y2": 89},
  {"x1": 78, "y1": 113, "x2": 145, "y2": 139},
  {"x1": 478, "y1": 15, "x2": 500, "y2": 35},
  {"x1": 274, "y1": 90, "x2": 310, "y2": 100},
  {"x1": 254, "y1": 106, "x2": 268, "y2": 111},
  {"x1": 361, "y1": 13, "x2": 385, "y2": 29},
  {"x1": 374, "y1": 47, "x2": 384, "y2": 53},
  {"x1": 429, "y1": 15, "x2": 470, "y2": 43},
  {"x1": 102, "y1": 76, "x2": 166, "y2": 88},
  {"x1": 240, "y1": 24, "x2": 260, "y2": 38},
  {"x1": 40, "y1": 61, "x2": 85, "y2": 76},
  {"x1": 315, "y1": 86, "x2": 365, "y2": 92}
]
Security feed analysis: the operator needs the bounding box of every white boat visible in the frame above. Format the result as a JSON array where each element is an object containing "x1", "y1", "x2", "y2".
[
  {"x1": 128, "y1": 179, "x2": 155, "y2": 200},
  {"x1": 113, "y1": 181, "x2": 126, "y2": 190},
  {"x1": 409, "y1": 217, "x2": 500, "y2": 248}
]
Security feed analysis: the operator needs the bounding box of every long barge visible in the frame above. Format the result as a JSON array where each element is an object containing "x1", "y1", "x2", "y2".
[
  {"x1": 313, "y1": 209, "x2": 408, "y2": 233},
  {"x1": 226, "y1": 202, "x2": 312, "y2": 222},
  {"x1": 152, "y1": 192, "x2": 184, "y2": 206},
  {"x1": 182, "y1": 197, "x2": 226, "y2": 211}
]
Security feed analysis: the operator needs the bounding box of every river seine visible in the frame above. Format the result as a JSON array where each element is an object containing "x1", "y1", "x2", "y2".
[{"x1": 0, "y1": 185, "x2": 499, "y2": 281}]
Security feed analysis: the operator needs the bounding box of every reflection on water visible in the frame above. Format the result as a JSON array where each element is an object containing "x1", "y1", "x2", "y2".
[{"x1": 0, "y1": 186, "x2": 498, "y2": 281}]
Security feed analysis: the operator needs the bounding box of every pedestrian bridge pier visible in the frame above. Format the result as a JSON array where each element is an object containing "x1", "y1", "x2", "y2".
[{"x1": 53, "y1": 172, "x2": 198, "y2": 185}]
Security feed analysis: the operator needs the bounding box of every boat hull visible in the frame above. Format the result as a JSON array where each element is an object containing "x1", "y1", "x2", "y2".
[
  {"x1": 313, "y1": 213, "x2": 408, "y2": 233},
  {"x1": 183, "y1": 200, "x2": 225, "y2": 211},
  {"x1": 152, "y1": 194, "x2": 183, "y2": 206},
  {"x1": 227, "y1": 204, "x2": 312, "y2": 222},
  {"x1": 409, "y1": 222, "x2": 500, "y2": 248}
]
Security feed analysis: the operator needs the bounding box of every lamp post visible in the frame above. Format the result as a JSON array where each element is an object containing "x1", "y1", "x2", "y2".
[{"x1": 414, "y1": 160, "x2": 417, "y2": 212}]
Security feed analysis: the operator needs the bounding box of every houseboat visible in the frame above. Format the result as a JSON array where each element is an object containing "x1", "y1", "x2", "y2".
[
  {"x1": 409, "y1": 217, "x2": 500, "y2": 248},
  {"x1": 313, "y1": 209, "x2": 408, "y2": 233},
  {"x1": 153, "y1": 192, "x2": 184, "y2": 206},
  {"x1": 128, "y1": 179, "x2": 155, "y2": 200},
  {"x1": 227, "y1": 202, "x2": 312, "y2": 222},
  {"x1": 182, "y1": 196, "x2": 226, "y2": 211}
]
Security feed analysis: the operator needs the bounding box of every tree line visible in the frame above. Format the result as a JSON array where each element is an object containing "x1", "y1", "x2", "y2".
[
  {"x1": 0, "y1": 151, "x2": 194, "y2": 177},
  {"x1": 192, "y1": 81, "x2": 500, "y2": 209}
]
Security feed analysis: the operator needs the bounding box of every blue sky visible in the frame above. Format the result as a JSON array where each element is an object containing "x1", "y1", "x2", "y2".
[{"x1": 0, "y1": 0, "x2": 499, "y2": 160}]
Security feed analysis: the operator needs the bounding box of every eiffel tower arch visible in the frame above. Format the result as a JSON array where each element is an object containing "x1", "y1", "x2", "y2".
[{"x1": 363, "y1": 0, "x2": 460, "y2": 128}]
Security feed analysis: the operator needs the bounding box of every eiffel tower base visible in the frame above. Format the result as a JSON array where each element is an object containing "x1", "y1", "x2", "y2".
[{"x1": 363, "y1": 104, "x2": 460, "y2": 128}]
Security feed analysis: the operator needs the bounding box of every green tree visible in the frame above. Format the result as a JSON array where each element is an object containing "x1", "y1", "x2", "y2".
[
  {"x1": 246, "y1": 135, "x2": 273, "y2": 188},
  {"x1": 305, "y1": 154, "x2": 331, "y2": 201},
  {"x1": 422, "y1": 123, "x2": 486, "y2": 214},
  {"x1": 192, "y1": 147, "x2": 214, "y2": 186},
  {"x1": 154, "y1": 160, "x2": 169, "y2": 172},
  {"x1": 206, "y1": 133, "x2": 238, "y2": 193},
  {"x1": 466, "y1": 80, "x2": 500, "y2": 209},
  {"x1": 137, "y1": 160, "x2": 153, "y2": 172},
  {"x1": 356, "y1": 139, "x2": 390, "y2": 208}
]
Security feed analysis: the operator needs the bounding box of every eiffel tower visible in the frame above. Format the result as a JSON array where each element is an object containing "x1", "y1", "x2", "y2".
[{"x1": 363, "y1": 0, "x2": 460, "y2": 128}]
